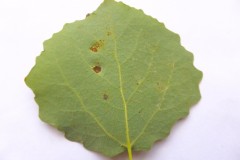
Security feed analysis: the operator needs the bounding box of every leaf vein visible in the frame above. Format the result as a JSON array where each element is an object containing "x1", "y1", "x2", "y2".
[
  {"x1": 51, "y1": 52, "x2": 126, "y2": 147},
  {"x1": 131, "y1": 62, "x2": 175, "y2": 145}
]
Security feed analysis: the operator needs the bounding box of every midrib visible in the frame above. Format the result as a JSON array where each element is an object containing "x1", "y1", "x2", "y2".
[{"x1": 113, "y1": 36, "x2": 133, "y2": 160}]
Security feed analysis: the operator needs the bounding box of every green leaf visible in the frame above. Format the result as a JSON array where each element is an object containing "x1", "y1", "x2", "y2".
[{"x1": 25, "y1": 0, "x2": 202, "y2": 159}]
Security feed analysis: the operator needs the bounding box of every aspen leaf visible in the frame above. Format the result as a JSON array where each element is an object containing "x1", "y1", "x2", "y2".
[{"x1": 25, "y1": 0, "x2": 202, "y2": 159}]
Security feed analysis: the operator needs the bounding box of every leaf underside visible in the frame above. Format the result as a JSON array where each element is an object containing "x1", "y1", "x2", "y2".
[{"x1": 25, "y1": 0, "x2": 202, "y2": 158}]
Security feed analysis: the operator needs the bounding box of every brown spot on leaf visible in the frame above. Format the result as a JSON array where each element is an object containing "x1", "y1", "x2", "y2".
[
  {"x1": 86, "y1": 13, "x2": 91, "y2": 17},
  {"x1": 90, "y1": 40, "x2": 104, "y2": 52},
  {"x1": 93, "y1": 66, "x2": 101, "y2": 73},
  {"x1": 90, "y1": 47, "x2": 98, "y2": 52},
  {"x1": 103, "y1": 94, "x2": 108, "y2": 100},
  {"x1": 107, "y1": 31, "x2": 112, "y2": 36}
]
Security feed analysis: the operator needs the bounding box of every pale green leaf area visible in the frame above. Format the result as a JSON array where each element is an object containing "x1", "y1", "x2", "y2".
[{"x1": 25, "y1": 0, "x2": 202, "y2": 159}]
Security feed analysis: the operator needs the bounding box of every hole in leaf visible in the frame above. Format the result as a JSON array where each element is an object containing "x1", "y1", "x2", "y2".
[
  {"x1": 93, "y1": 66, "x2": 101, "y2": 73},
  {"x1": 103, "y1": 94, "x2": 108, "y2": 100}
]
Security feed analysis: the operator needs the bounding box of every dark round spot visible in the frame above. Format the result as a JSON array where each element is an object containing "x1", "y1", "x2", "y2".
[
  {"x1": 93, "y1": 66, "x2": 101, "y2": 73},
  {"x1": 103, "y1": 94, "x2": 108, "y2": 100}
]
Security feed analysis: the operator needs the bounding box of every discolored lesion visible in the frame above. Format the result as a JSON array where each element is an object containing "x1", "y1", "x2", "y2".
[
  {"x1": 90, "y1": 40, "x2": 104, "y2": 52},
  {"x1": 92, "y1": 66, "x2": 102, "y2": 73},
  {"x1": 107, "y1": 31, "x2": 112, "y2": 36},
  {"x1": 156, "y1": 82, "x2": 169, "y2": 93},
  {"x1": 103, "y1": 94, "x2": 109, "y2": 100}
]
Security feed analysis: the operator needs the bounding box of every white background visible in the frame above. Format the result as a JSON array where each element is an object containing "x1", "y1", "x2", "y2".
[{"x1": 0, "y1": 0, "x2": 240, "y2": 160}]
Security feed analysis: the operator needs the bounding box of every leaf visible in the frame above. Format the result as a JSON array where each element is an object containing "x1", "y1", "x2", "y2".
[{"x1": 25, "y1": 0, "x2": 202, "y2": 159}]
